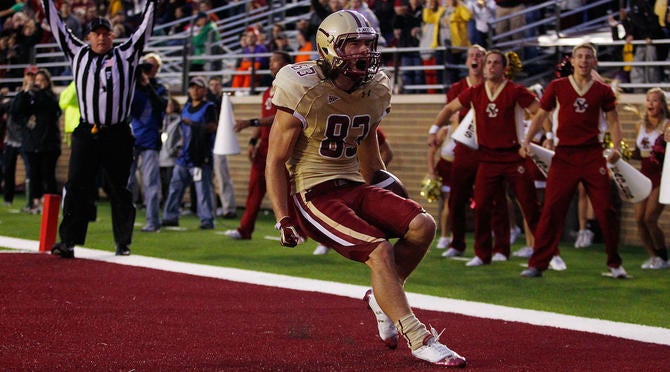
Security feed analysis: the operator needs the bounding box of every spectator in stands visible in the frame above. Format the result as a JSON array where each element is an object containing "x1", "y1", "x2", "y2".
[
  {"x1": 129, "y1": 53, "x2": 168, "y2": 232},
  {"x1": 373, "y1": 0, "x2": 396, "y2": 46},
  {"x1": 307, "y1": 0, "x2": 344, "y2": 46},
  {"x1": 269, "y1": 31, "x2": 293, "y2": 54},
  {"x1": 206, "y1": 76, "x2": 237, "y2": 219},
  {"x1": 294, "y1": 28, "x2": 315, "y2": 63},
  {"x1": 265, "y1": 23, "x2": 285, "y2": 51},
  {"x1": 347, "y1": 0, "x2": 386, "y2": 45},
  {"x1": 393, "y1": 0, "x2": 424, "y2": 93},
  {"x1": 609, "y1": 11, "x2": 633, "y2": 86},
  {"x1": 58, "y1": 1, "x2": 83, "y2": 38},
  {"x1": 494, "y1": 0, "x2": 525, "y2": 42},
  {"x1": 0, "y1": 1, "x2": 25, "y2": 24},
  {"x1": 190, "y1": 11, "x2": 221, "y2": 72},
  {"x1": 616, "y1": 2, "x2": 666, "y2": 92},
  {"x1": 441, "y1": 0, "x2": 472, "y2": 84},
  {"x1": 11, "y1": 67, "x2": 61, "y2": 214},
  {"x1": 421, "y1": 0, "x2": 445, "y2": 91},
  {"x1": 162, "y1": 76, "x2": 218, "y2": 230},
  {"x1": 231, "y1": 26, "x2": 268, "y2": 91},
  {"x1": 196, "y1": 0, "x2": 220, "y2": 23},
  {"x1": 466, "y1": 0, "x2": 494, "y2": 48}
]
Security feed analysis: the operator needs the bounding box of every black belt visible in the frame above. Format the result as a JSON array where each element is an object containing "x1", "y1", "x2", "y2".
[{"x1": 304, "y1": 179, "x2": 362, "y2": 200}]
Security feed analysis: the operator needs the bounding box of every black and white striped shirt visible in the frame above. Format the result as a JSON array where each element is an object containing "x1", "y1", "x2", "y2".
[{"x1": 42, "y1": 0, "x2": 156, "y2": 126}]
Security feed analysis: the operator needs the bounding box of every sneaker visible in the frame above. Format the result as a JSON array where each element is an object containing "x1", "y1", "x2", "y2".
[
  {"x1": 223, "y1": 212, "x2": 237, "y2": 219},
  {"x1": 609, "y1": 266, "x2": 628, "y2": 279},
  {"x1": 161, "y1": 219, "x2": 179, "y2": 227},
  {"x1": 465, "y1": 256, "x2": 485, "y2": 267},
  {"x1": 199, "y1": 223, "x2": 214, "y2": 230},
  {"x1": 509, "y1": 226, "x2": 522, "y2": 245},
  {"x1": 411, "y1": 326, "x2": 466, "y2": 367},
  {"x1": 312, "y1": 245, "x2": 330, "y2": 255},
  {"x1": 491, "y1": 253, "x2": 508, "y2": 262},
  {"x1": 51, "y1": 242, "x2": 74, "y2": 259},
  {"x1": 648, "y1": 256, "x2": 670, "y2": 270},
  {"x1": 574, "y1": 229, "x2": 585, "y2": 248},
  {"x1": 549, "y1": 255, "x2": 567, "y2": 271},
  {"x1": 520, "y1": 267, "x2": 542, "y2": 277},
  {"x1": 436, "y1": 236, "x2": 451, "y2": 249},
  {"x1": 140, "y1": 225, "x2": 159, "y2": 232},
  {"x1": 641, "y1": 257, "x2": 654, "y2": 269},
  {"x1": 581, "y1": 229, "x2": 594, "y2": 248},
  {"x1": 115, "y1": 244, "x2": 131, "y2": 256},
  {"x1": 441, "y1": 248, "x2": 463, "y2": 258},
  {"x1": 363, "y1": 289, "x2": 398, "y2": 349},
  {"x1": 224, "y1": 229, "x2": 243, "y2": 239},
  {"x1": 512, "y1": 246, "x2": 533, "y2": 258}
]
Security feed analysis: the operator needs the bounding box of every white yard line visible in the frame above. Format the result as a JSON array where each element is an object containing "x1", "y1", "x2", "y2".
[{"x1": 2, "y1": 236, "x2": 669, "y2": 346}]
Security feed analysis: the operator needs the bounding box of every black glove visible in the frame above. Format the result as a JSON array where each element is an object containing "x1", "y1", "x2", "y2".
[{"x1": 275, "y1": 216, "x2": 305, "y2": 247}]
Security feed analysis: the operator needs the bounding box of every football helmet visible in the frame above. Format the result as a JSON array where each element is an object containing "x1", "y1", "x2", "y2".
[{"x1": 316, "y1": 10, "x2": 381, "y2": 83}]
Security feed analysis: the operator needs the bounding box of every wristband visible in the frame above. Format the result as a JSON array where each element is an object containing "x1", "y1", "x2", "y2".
[
  {"x1": 428, "y1": 125, "x2": 440, "y2": 135},
  {"x1": 249, "y1": 138, "x2": 258, "y2": 146},
  {"x1": 545, "y1": 132, "x2": 554, "y2": 140},
  {"x1": 250, "y1": 118, "x2": 260, "y2": 127}
]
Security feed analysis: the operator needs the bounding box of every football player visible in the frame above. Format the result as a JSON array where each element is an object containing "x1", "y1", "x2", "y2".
[{"x1": 266, "y1": 10, "x2": 466, "y2": 367}]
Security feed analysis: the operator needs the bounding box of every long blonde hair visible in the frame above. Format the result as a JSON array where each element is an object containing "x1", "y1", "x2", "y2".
[{"x1": 643, "y1": 88, "x2": 669, "y2": 130}]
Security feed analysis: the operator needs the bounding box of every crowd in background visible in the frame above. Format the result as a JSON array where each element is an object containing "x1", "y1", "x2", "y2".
[{"x1": 0, "y1": 0, "x2": 649, "y2": 94}]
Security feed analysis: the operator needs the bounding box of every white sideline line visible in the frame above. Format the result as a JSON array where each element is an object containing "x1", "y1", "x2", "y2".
[{"x1": 3, "y1": 236, "x2": 669, "y2": 347}]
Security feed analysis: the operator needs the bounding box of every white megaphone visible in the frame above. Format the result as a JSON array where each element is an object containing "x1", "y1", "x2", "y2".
[
  {"x1": 606, "y1": 151, "x2": 652, "y2": 203},
  {"x1": 213, "y1": 93, "x2": 241, "y2": 155},
  {"x1": 451, "y1": 109, "x2": 478, "y2": 149},
  {"x1": 528, "y1": 143, "x2": 554, "y2": 178},
  {"x1": 659, "y1": 143, "x2": 670, "y2": 204}
]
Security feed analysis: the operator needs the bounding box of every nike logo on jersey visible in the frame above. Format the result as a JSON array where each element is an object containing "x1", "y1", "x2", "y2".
[{"x1": 327, "y1": 95, "x2": 340, "y2": 104}]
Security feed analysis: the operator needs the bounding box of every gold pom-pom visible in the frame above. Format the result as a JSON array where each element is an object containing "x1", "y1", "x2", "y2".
[
  {"x1": 505, "y1": 51, "x2": 523, "y2": 80},
  {"x1": 420, "y1": 176, "x2": 442, "y2": 203},
  {"x1": 603, "y1": 132, "x2": 632, "y2": 160}
]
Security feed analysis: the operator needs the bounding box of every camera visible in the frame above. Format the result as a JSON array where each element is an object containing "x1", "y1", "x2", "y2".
[{"x1": 139, "y1": 62, "x2": 153, "y2": 74}]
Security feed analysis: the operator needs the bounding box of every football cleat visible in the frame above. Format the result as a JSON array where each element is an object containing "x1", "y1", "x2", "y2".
[
  {"x1": 363, "y1": 289, "x2": 398, "y2": 349},
  {"x1": 411, "y1": 326, "x2": 466, "y2": 368}
]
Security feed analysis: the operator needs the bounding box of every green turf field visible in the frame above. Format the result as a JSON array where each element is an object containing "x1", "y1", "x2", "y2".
[{"x1": 2, "y1": 196, "x2": 668, "y2": 328}]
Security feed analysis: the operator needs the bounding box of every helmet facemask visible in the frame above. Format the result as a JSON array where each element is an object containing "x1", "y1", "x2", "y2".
[{"x1": 331, "y1": 32, "x2": 381, "y2": 83}]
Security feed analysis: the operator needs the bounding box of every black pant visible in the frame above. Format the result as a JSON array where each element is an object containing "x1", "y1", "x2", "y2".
[
  {"x1": 26, "y1": 149, "x2": 61, "y2": 203},
  {"x1": 59, "y1": 123, "x2": 136, "y2": 246},
  {"x1": 3, "y1": 144, "x2": 29, "y2": 204}
]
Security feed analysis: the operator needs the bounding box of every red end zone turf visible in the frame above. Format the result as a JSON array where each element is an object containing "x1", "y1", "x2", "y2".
[{"x1": 1, "y1": 253, "x2": 668, "y2": 370}]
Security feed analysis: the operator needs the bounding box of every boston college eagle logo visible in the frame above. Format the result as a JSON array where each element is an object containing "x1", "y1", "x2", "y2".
[
  {"x1": 574, "y1": 97, "x2": 588, "y2": 113},
  {"x1": 486, "y1": 103, "x2": 498, "y2": 118}
]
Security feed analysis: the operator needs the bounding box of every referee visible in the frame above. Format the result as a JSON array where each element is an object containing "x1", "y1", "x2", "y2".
[{"x1": 42, "y1": 0, "x2": 157, "y2": 258}]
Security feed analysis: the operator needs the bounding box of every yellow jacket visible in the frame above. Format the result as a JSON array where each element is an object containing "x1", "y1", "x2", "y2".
[
  {"x1": 423, "y1": 4, "x2": 472, "y2": 49},
  {"x1": 58, "y1": 81, "x2": 80, "y2": 136}
]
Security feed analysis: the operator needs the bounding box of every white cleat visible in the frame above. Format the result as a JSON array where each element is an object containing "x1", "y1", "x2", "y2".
[
  {"x1": 549, "y1": 255, "x2": 567, "y2": 271},
  {"x1": 411, "y1": 326, "x2": 466, "y2": 368},
  {"x1": 312, "y1": 245, "x2": 330, "y2": 255},
  {"x1": 224, "y1": 229, "x2": 242, "y2": 239},
  {"x1": 363, "y1": 289, "x2": 398, "y2": 349}
]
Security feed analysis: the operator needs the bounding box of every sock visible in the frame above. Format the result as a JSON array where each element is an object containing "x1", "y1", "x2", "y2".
[{"x1": 395, "y1": 313, "x2": 430, "y2": 351}]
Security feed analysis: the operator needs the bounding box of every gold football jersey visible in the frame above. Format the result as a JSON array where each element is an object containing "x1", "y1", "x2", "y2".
[{"x1": 272, "y1": 61, "x2": 392, "y2": 193}]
